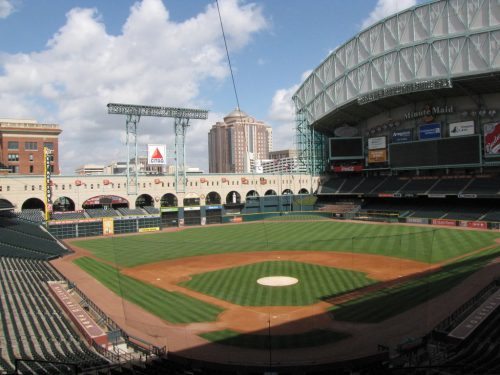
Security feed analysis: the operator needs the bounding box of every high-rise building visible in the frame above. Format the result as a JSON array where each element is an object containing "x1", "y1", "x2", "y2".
[
  {"x1": 208, "y1": 109, "x2": 272, "y2": 173},
  {"x1": 0, "y1": 119, "x2": 61, "y2": 175}
]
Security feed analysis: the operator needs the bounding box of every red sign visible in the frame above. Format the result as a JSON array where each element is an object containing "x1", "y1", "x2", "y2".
[
  {"x1": 154, "y1": 178, "x2": 161, "y2": 184},
  {"x1": 241, "y1": 177, "x2": 249, "y2": 184},
  {"x1": 466, "y1": 221, "x2": 487, "y2": 229},
  {"x1": 484, "y1": 123, "x2": 500, "y2": 155},
  {"x1": 200, "y1": 178, "x2": 207, "y2": 183},
  {"x1": 378, "y1": 193, "x2": 394, "y2": 198},
  {"x1": 432, "y1": 219, "x2": 456, "y2": 227},
  {"x1": 333, "y1": 165, "x2": 363, "y2": 172},
  {"x1": 103, "y1": 179, "x2": 110, "y2": 185},
  {"x1": 75, "y1": 180, "x2": 82, "y2": 186}
]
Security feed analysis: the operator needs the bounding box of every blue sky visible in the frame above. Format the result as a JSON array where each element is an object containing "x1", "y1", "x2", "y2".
[{"x1": 0, "y1": 0, "x2": 417, "y2": 173}]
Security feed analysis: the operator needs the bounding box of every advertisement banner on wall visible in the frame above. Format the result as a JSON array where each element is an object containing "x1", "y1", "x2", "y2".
[
  {"x1": 419, "y1": 123, "x2": 441, "y2": 140},
  {"x1": 368, "y1": 136, "x2": 386, "y2": 150},
  {"x1": 484, "y1": 123, "x2": 500, "y2": 156},
  {"x1": 459, "y1": 221, "x2": 487, "y2": 229},
  {"x1": 391, "y1": 129, "x2": 413, "y2": 143},
  {"x1": 449, "y1": 121, "x2": 475, "y2": 137},
  {"x1": 432, "y1": 219, "x2": 456, "y2": 227},
  {"x1": 147, "y1": 144, "x2": 167, "y2": 165},
  {"x1": 406, "y1": 217, "x2": 429, "y2": 225},
  {"x1": 332, "y1": 165, "x2": 363, "y2": 172},
  {"x1": 368, "y1": 149, "x2": 387, "y2": 163},
  {"x1": 102, "y1": 218, "x2": 114, "y2": 236}
]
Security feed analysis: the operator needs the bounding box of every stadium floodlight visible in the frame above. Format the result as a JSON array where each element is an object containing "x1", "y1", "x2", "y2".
[{"x1": 107, "y1": 103, "x2": 208, "y2": 195}]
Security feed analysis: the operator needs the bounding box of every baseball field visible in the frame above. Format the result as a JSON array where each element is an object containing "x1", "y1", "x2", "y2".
[{"x1": 61, "y1": 219, "x2": 500, "y2": 356}]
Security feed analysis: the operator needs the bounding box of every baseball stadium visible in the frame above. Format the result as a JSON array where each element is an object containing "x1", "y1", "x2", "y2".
[{"x1": 1, "y1": 0, "x2": 500, "y2": 374}]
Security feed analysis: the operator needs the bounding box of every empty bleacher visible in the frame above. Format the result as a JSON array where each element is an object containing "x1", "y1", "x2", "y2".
[
  {"x1": 399, "y1": 178, "x2": 439, "y2": 195},
  {"x1": 143, "y1": 206, "x2": 160, "y2": 214},
  {"x1": 429, "y1": 281, "x2": 500, "y2": 374},
  {"x1": 50, "y1": 211, "x2": 87, "y2": 221},
  {"x1": 371, "y1": 177, "x2": 411, "y2": 194},
  {"x1": 427, "y1": 177, "x2": 472, "y2": 195},
  {"x1": 86, "y1": 208, "x2": 119, "y2": 218},
  {"x1": 0, "y1": 257, "x2": 108, "y2": 374},
  {"x1": 337, "y1": 176, "x2": 364, "y2": 193},
  {"x1": 0, "y1": 216, "x2": 68, "y2": 260},
  {"x1": 462, "y1": 176, "x2": 500, "y2": 195},
  {"x1": 117, "y1": 207, "x2": 146, "y2": 216},
  {"x1": 351, "y1": 177, "x2": 386, "y2": 194},
  {"x1": 17, "y1": 209, "x2": 44, "y2": 223},
  {"x1": 319, "y1": 178, "x2": 345, "y2": 194}
]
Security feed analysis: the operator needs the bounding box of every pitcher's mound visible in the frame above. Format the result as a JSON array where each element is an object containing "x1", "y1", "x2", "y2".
[{"x1": 257, "y1": 276, "x2": 299, "y2": 287}]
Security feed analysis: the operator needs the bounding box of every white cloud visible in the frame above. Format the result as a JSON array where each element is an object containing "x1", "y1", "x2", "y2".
[
  {"x1": 361, "y1": 0, "x2": 417, "y2": 29},
  {"x1": 0, "y1": 0, "x2": 267, "y2": 173},
  {"x1": 267, "y1": 70, "x2": 312, "y2": 151},
  {"x1": 0, "y1": 0, "x2": 15, "y2": 19}
]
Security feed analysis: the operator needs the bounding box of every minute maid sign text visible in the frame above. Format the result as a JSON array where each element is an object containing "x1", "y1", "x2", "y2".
[{"x1": 147, "y1": 144, "x2": 167, "y2": 165}]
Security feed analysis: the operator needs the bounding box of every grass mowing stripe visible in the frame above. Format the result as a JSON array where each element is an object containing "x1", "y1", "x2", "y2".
[
  {"x1": 200, "y1": 329, "x2": 349, "y2": 349},
  {"x1": 74, "y1": 257, "x2": 223, "y2": 323},
  {"x1": 180, "y1": 261, "x2": 375, "y2": 306},
  {"x1": 72, "y1": 222, "x2": 498, "y2": 268}
]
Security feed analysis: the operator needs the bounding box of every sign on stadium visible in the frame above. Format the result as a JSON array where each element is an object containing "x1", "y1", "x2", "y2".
[
  {"x1": 147, "y1": 144, "x2": 167, "y2": 165},
  {"x1": 391, "y1": 129, "x2": 413, "y2": 143},
  {"x1": 484, "y1": 123, "x2": 500, "y2": 156},
  {"x1": 419, "y1": 123, "x2": 441, "y2": 140},
  {"x1": 368, "y1": 149, "x2": 387, "y2": 163},
  {"x1": 449, "y1": 121, "x2": 475, "y2": 137},
  {"x1": 368, "y1": 136, "x2": 386, "y2": 150}
]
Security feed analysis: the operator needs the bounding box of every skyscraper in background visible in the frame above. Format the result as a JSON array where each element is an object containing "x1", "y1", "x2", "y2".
[{"x1": 208, "y1": 109, "x2": 272, "y2": 173}]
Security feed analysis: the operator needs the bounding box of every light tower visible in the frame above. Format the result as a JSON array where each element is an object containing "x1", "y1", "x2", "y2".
[{"x1": 107, "y1": 103, "x2": 208, "y2": 194}]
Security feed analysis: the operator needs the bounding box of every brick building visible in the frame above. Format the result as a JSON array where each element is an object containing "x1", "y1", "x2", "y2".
[
  {"x1": 208, "y1": 109, "x2": 272, "y2": 173},
  {"x1": 0, "y1": 119, "x2": 61, "y2": 175}
]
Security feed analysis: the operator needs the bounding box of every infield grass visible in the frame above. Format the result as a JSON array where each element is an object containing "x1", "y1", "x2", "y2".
[
  {"x1": 71, "y1": 221, "x2": 499, "y2": 268},
  {"x1": 73, "y1": 257, "x2": 223, "y2": 324},
  {"x1": 180, "y1": 260, "x2": 375, "y2": 306}
]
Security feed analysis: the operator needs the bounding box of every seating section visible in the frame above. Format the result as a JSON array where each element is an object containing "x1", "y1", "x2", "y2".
[
  {"x1": 372, "y1": 177, "x2": 410, "y2": 194},
  {"x1": 428, "y1": 178, "x2": 471, "y2": 194},
  {"x1": 18, "y1": 209, "x2": 44, "y2": 222},
  {"x1": 51, "y1": 211, "x2": 87, "y2": 220},
  {"x1": 399, "y1": 178, "x2": 439, "y2": 194},
  {"x1": 320, "y1": 178, "x2": 345, "y2": 194},
  {"x1": 86, "y1": 208, "x2": 119, "y2": 218},
  {"x1": 0, "y1": 257, "x2": 108, "y2": 374},
  {"x1": 117, "y1": 207, "x2": 146, "y2": 216},
  {"x1": 0, "y1": 217, "x2": 68, "y2": 260},
  {"x1": 351, "y1": 177, "x2": 386, "y2": 194},
  {"x1": 482, "y1": 209, "x2": 500, "y2": 222},
  {"x1": 463, "y1": 176, "x2": 500, "y2": 195},
  {"x1": 143, "y1": 206, "x2": 160, "y2": 214},
  {"x1": 337, "y1": 176, "x2": 364, "y2": 193},
  {"x1": 430, "y1": 283, "x2": 500, "y2": 374},
  {"x1": 444, "y1": 205, "x2": 490, "y2": 221}
]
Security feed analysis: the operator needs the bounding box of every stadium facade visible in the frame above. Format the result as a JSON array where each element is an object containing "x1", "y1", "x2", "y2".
[{"x1": 293, "y1": 0, "x2": 499, "y2": 176}]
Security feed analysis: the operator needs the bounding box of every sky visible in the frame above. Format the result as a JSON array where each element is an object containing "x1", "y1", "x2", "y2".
[{"x1": 0, "y1": 0, "x2": 418, "y2": 174}]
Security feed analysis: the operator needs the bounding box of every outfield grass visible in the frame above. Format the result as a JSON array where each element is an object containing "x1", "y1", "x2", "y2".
[
  {"x1": 200, "y1": 329, "x2": 349, "y2": 349},
  {"x1": 71, "y1": 221, "x2": 499, "y2": 267},
  {"x1": 330, "y1": 246, "x2": 500, "y2": 323},
  {"x1": 180, "y1": 261, "x2": 375, "y2": 306},
  {"x1": 73, "y1": 257, "x2": 223, "y2": 324}
]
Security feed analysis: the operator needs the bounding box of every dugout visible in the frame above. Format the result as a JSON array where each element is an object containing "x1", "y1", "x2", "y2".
[
  {"x1": 183, "y1": 207, "x2": 201, "y2": 226},
  {"x1": 205, "y1": 205, "x2": 223, "y2": 224},
  {"x1": 160, "y1": 207, "x2": 179, "y2": 227}
]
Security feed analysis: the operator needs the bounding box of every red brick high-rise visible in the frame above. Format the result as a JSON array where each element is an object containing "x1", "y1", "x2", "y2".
[{"x1": 0, "y1": 119, "x2": 62, "y2": 175}]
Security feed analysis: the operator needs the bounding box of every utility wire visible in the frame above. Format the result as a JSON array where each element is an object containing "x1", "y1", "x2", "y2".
[{"x1": 216, "y1": 0, "x2": 241, "y2": 112}]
